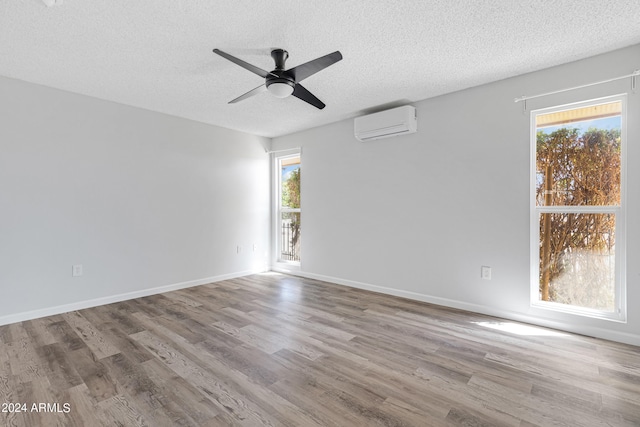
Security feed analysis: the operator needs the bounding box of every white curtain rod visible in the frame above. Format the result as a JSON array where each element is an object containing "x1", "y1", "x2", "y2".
[
  {"x1": 515, "y1": 69, "x2": 639, "y2": 104},
  {"x1": 265, "y1": 147, "x2": 302, "y2": 155}
]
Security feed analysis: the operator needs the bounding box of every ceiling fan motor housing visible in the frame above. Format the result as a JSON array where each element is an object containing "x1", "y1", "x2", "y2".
[
  {"x1": 265, "y1": 73, "x2": 295, "y2": 90},
  {"x1": 265, "y1": 49, "x2": 296, "y2": 96}
]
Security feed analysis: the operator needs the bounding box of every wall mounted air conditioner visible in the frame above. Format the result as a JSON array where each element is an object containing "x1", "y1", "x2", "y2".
[{"x1": 354, "y1": 105, "x2": 417, "y2": 141}]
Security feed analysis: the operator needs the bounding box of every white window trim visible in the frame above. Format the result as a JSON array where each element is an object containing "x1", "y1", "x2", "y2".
[
  {"x1": 273, "y1": 151, "x2": 301, "y2": 269},
  {"x1": 529, "y1": 94, "x2": 627, "y2": 322}
]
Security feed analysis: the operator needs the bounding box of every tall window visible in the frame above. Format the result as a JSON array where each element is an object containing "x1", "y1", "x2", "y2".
[
  {"x1": 277, "y1": 154, "x2": 301, "y2": 263},
  {"x1": 531, "y1": 96, "x2": 626, "y2": 321}
]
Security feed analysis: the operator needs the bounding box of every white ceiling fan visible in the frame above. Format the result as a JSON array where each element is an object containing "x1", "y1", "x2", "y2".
[{"x1": 213, "y1": 48, "x2": 342, "y2": 110}]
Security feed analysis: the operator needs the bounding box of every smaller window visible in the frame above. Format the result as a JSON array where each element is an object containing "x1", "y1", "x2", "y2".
[{"x1": 277, "y1": 154, "x2": 301, "y2": 263}]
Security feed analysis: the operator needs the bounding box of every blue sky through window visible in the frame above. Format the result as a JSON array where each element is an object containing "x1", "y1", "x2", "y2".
[{"x1": 282, "y1": 164, "x2": 300, "y2": 181}]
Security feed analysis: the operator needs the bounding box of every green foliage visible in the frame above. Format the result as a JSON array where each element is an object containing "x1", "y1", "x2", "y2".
[
  {"x1": 282, "y1": 168, "x2": 301, "y2": 254},
  {"x1": 282, "y1": 168, "x2": 301, "y2": 209}
]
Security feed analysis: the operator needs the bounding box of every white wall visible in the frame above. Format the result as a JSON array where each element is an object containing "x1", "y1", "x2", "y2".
[
  {"x1": 271, "y1": 44, "x2": 640, "y2": 345},
  {"x1": 0, "y1": 77, "x2": 271, "y2": 323}
]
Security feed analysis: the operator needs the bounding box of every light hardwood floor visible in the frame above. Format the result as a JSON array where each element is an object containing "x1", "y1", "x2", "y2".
[{"x1": 1, "y1": 273, "x2": 639, "y2": 426}]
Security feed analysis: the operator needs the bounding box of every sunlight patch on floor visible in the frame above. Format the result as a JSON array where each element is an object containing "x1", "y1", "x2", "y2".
[{"x1": 474, "y1": 321, "x2": 568, "y2": 337}]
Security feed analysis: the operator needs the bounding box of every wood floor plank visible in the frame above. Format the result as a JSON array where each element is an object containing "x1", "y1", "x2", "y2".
[
  {"x1": 6, "y1": 338, "x2": 44, "y2": 380},
  {"x1": 244, "y1": 309, "x2": 371, "y2": 367},
  {"x1": 180, "y1": 317, "x2": 246, "y2": 348},
  {"x1": 23, "y1": 376, "x2": 70, "y2": 427},
  {"x1": 0, "y1": 325, "x2": 10, "y2": 345},
  {"x1": 211, "y1": 321, "x2": 283, "y2": 355},
  {"x1": 97, "y1": 394, "x2": 152, "y2": 427},
  {"x1": 45, "y1": 319, "x2": 88, "y2": 352},
  {"x1": 154, "y1": 314, "x2": 207, "y2": 345},
  {"x1": 12, "y1": 380, "x2": 40, "y2": 427},
  {"x1": 130, "y1": 329, "x2": 280, "y2": 426},
  {"x1": 0, "y1": 368, "x2": 22, "y2": 427},
  {"x1": 139, "y1": 358, "x2": 221, "y2": 425},
  {"x1": 1, "y1": 272, "x2": 638, "y2": 426},
  {"x1": 2, "y1": 323, "x2": 30, "y2": 344},
  {"x1": 81, "y1": 304, "x2": 146, "y2": 336},
  {"x1": 22, "y1": 318, "x2": 58, "y2": 347},
  {"x1": 267, "y1": 377, "x2": 353, "y2": 427},
  {"x1": 68, "y1": 347, "x2": 118, "y2": 402},
  {"x1": 240, "y1": 323, "x2": 325, "y2": 361},
  {"x1": 39, "y1": 342, "x2": 84, "y2": 391},
  {"x1": 132, "y1": 315, "x2": 326, "y2": 426},
  {"x1": 467, "y1": 373, "x2": 615, "y2": 427},
  {"x1": 163, "y1": 290, "x2": 203, "y2": 308},
  {"x1": 65, "y1": 384, "x2": 111, "y2": 427},
  {"x1": 100, "y1": 351, "x2": 192, "y2": 426},
  {"x1": 91, "y1": 322, "x2": 153, "y2": 364},
  {"x1": 196, "y1": 340, "x2": 284, "y2": 388},
  {"x1": 61, "y1": 311, "x2": 120, "y2": 359},
  {"x1": 600, "y1": 394, "x2": 640, "y2": 426}
]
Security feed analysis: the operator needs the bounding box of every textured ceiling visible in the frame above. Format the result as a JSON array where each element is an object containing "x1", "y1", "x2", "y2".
[{"x1": 1, "y1": 1, "x2": 640, "y2": 138}]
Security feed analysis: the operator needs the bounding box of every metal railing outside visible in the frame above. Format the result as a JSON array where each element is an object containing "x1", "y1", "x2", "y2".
[{"x1": 280, "y1": 219, "x2": 300, "y2": 261}]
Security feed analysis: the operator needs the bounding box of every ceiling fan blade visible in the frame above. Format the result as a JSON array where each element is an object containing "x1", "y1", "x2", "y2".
[
  {"x1": 213, "y1": 49, "x2": 271, "y2": 79},
  {"x1": 229, "y1": 84, "x2": 267, "y2": 104},
  {"x1": 287, "y1": 51, "x2": 342, "y2": 82},
  {"x1": 292, "y1": 83, "x2": 326, "y2": 109}
]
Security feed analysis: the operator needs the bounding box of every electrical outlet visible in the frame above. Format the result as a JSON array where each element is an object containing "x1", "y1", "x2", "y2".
[
  {"x1": 253, "y1": 243, "x2": 258, "y2": 252},
  {"x1": 237, "y1": 245, "x2": 242, "y2": 254},
  {"x1": 481, "y1": 266, "x2": 491, "y2": 280},
  {"x1": 72, "y1": 264, "x2": 83, "y2": 277}
]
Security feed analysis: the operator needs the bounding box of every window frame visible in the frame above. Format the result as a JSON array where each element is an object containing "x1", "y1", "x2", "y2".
[
  {"x1": 529, "y1": 94, "x2": 627, "y2": 322},
  {"x1": 275, "y1": 152, "x2": 301, "y2": 266}
]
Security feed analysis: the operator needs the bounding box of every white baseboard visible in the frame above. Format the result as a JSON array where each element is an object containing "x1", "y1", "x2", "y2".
[
  {"x1": 272, "y1": 268, "x2": 640, "y2": 347},
  {"x1": 0, "y1": 269, "x2": 264, "y2": 327}
]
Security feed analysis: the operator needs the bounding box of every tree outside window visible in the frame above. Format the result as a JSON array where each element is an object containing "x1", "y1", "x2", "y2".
[{"x1": 534, "y1": 100, "x2": 623, "y2": 315}]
